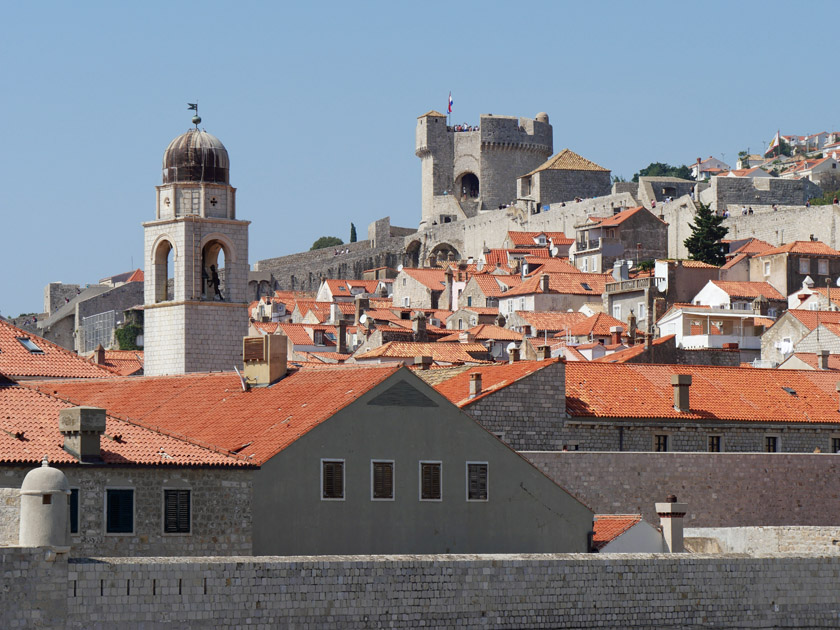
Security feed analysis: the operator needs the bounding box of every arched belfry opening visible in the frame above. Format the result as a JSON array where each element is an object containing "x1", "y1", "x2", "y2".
[
  {"x1": 153, "y1": 240, "x2": 174, "y2": 303},
  {"x1": 456, "y1": 172, "x2": 480, "y2": 199},
  {"x1": 202, "y1": 239, "x2": 229, "y2": 300},
  {"x1": 406, "y1": 240, "x2": 422, "y2": 268}
]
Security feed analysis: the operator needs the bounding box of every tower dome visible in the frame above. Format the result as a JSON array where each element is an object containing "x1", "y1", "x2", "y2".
[{"x1": 162, "y1": 129, "x2": 230, "y2": 185}]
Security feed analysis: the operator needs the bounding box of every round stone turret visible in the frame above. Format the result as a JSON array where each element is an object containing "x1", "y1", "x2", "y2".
[
  {"x1": 19, "y1": 456, "x2": 70, "y2": 548},
  {"x1": 162, "y1": 129, "x2": 230, "y2": 185},
  {"x1": 535, "y1": 112, "x2": 549, "y2": 123}
]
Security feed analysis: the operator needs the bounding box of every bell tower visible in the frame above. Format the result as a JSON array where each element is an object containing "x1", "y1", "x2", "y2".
[{"x1": 143, "y1": 110, "x2": 249, "y2": 375}]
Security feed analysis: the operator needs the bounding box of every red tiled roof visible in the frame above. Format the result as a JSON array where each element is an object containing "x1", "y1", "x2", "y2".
[
  {"x1": 0, "y1": 319, "x2": 118, "y2": 380},
  {"x1": 469, "y1": 274, "x2": 523, "y2": 298},
  {"x1": 514, "y1": 311, "x2": 589, "y2": 332},
  {"x1": 593, "y1": 336, "x2": 675, "y2": 363},
  {"x1": 783, "y1": 353, "x2": 840, "y2": 370},
  {"x1": 275, "y1": 323, "x2": 336, "y2": 347},
  {"x1": 438, "y1": 325, "x2": 523, "y2": 343},
  {"x1": 431, "y1": 359, "x2": 558, "y2": 406},
  {"x1": 710, "y1": 281, "x2": 785, "y2": 300},
  {"x1": 0, "y1": 383, "x2": 248, "y2": 467},
  {"x1": 721, "y1": 253, "x2": 748, "y2": 270},
  {"x1": 485, "y1": 249, "x2": 549, "y2": 267},
  {"x1": 566, "y1": 313, "x2": 626, "y2": 337},
  {"x1": 565, "y1": 362, "x2": 840, "y2": 423},
  {"x1": 505, "y1": 273, "x2": 608, "y2": 297},
  {"x1": 355, "y1": 341, "x2": 491, "y2": 364},
  {"x1": 28, "y1": 366, "x2": 402, "y2": 464},
  {"x1": 592, "y1": 515, "x2": 643, "y2": 550},
  {"x1": 787, "y1": 310, "x2": 840, "y2": 331},
  {"x1": 101, "y1": 350, "x2": 144, "y2": 376},
  {"x1": 126, "y1": 269, "x2": 144, "y2": 283},
  {"x1": 457, "y1": 306, "x2": 500, "y2": 316},
  {"x1": 507, "y1": 231, "x2": 572, "y2": 247},
  {"x1": 524, "y1": 258, "x2": 580, "y2": 275},
  {"x1": 402, "y1": 268, "x2": 449, "y2": 291},
  {"x1": 587, "y1": 206, "x2": 663, "y2": 228},
  {"x1": 759, "y1": 241, "x2": 840, "y2": 257}
]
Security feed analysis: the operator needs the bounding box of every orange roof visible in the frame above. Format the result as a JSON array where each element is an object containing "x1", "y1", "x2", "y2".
[
  {"x1": 276, "y1": 323, "x2": 336, "y2": 347},
  {"x1": 0, "y1": 383, "x2": 248, "y2": 467},
  {"x1": 101, "y1": 350, "x2": 144, "y2": 376},
  {"x1": 721, "y1": 253, "x2": 748, "y2": 270},
  {"x1": 787, "y1": 310, "x2": 840, "y2": 331},
  {"x1": 504, "y1": 272, "x2": 608, "y2": 297},
  {"x1": 514, "y1": 311, "x2": 589, "y2": 331},
  {"x1": 674, "y1": 260, "x2": 720, "y2": 269},
  {"x1": 592, "y1": 515, "x2": 643, "y2": 550},
  {"x1": 355, "y1": 341, "x2": 491, "y2": 364},
  {"x1": 586, "y1": 206, "x2": 662, "y2": 229},
  {"x1": 29, "y1": 366, "x2": 401, "y2": 464},
  {"x1": 485, "y1": 249, "x2": 549, "y2": 267},
  {"x1": 566, "y1": 313, "x2": 625, "y2": 337},
  {"x1": 760, "y1": 241, "x2": 840, "y2": 257},
  {"x1": 438, "y1": 325, "x2": 523, "y2": 343},
  {"x1": 593, "y1": 336, "x2": 676, "y2": 363},
  {"x1": 432, "y1": 359, "x2": 558, "y2": 406},
  {"x1": 402, "y1": 268, "x2": 448, "y2": 291},
  {"x1": 523, "y1": 149, "x2": 609, "y2": 176},
  {"x1": 322, "y1": 279, "x2": 379, "y2": 295},
  {"x1": 457, "y1": 306, "x2": 499, "y2": 316},
  {"x1": 524, "y1": 258, "x2": 579, "y2": 275},
  {"x1": 125, "y1": 269, "x2": 144, "y2": 283},
  {"x1": 468, "y1": 274, "x2": 523, "y2": 298},
  {"x1": 710, "y1": 281, "x2": 785, "y2": 300},
  {"x1": 565, "y1": 362, "x2": 840, "y2": 423},
  {"x1": 506, "y1": 231, "x2": 572, "y2": 247},
  {"x1": 784, "y1": 353, "x2": 840, "y2": 370},
  {"x1": 732, "y1": 237, "x2": 774, "y2": 255},
  {"x1": 0, "y1": 319, "x2": 117, "y2": 380}
]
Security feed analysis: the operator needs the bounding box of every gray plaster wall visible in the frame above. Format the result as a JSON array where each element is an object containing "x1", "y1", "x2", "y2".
[
  {"x1": 0, "y1": 466, "x2": 252, "y2": 557},
  {"x1": 524, "y1": 451, "x2": 840, "y2": 527},
  {"x1": 250, "y1": 372, "x2": 593, "y2": 555}
]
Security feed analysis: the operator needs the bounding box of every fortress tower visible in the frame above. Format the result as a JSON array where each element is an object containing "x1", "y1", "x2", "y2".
[
  {"x1": 416, "y1": 111, "x2": 553, "y2": 228},
  {"x1": 143, "y1": 118, "x2": 249, "y2": 375}
]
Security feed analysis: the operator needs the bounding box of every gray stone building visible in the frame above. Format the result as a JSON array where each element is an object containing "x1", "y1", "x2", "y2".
[
  {"x1": 749, "y1": 240, "x2": 840, "y2": 298},
  {"x1": 517, "y1": 149, "x2": 611, "y2": 209},
  {"x1": 759, "y1": 310, "x2": 840, "y2": 366}
]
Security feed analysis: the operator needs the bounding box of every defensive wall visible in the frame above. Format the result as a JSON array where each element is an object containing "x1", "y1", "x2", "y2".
[
  {"x1": 700, "y1": 176, "x2": 822, "y2": 213},
  {"x1": 685, "y1": 526, "x2": 840, "y2": 555},
  {"x1": 4, "y1": 547, "x2": 840, "y2": 628},
  {"x1": 524, "y1": 451, "x2": 840, "y2": 528}
]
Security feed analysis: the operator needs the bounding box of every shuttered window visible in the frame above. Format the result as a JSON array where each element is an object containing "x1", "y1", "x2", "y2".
[
  {"x1": 69, "y1": 488, "x2": 79, "y2": 534},
  {"x1": 420, "y1": 462, "x2": 441, "y2": 501},
  {"x1": 164, "y1": 489, "x2": 191, "y2": 534},
  {"x1": 466, "y1": 463, "x2": 488, "y2": 501},
  {"x1": 372, "y1": 461, "x2": 394, "y2": 500},
  {"x1": 322, "y1": 460, "x2": 344, "y2": 499},
  {"x1": 105, "y1": 489, "x2": 134, "y2": 534}
]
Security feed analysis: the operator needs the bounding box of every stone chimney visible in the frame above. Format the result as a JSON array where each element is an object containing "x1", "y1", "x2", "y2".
[
  {"x1": 330, "y1": 303, "x2": 341, "y2": 325},
  {"x1": 495, "y1": 314, "x2": 506, "y2": 328},
  {"x1": 354, "y1": 295, "x2": 369, "y2": 326},
  {"x1": 539, "y1": 274, "x2": 550, "y2": 292},
  {"x1": 414, "y1": 355, "x2": 432, "y2": 370},
  {"x1": 818, "y1": 349, "x2": 830, "y2": 370},
  {"x1": 411, "y1": 311, "x2": 428, "y2": 342},
  {"x1": 671, "y1": 374, "x2": 691, "y2": 412},
  {"x1": 469, "y1": 372, "x2": 482, "y2": 398},
  {"x1": 610, "y1": 326, "x2": 622, "y2": 346},
  {"x1": 536, "y1": 345, "x2": 551, "y2": 360},
  {"x1": 337, "y1": 320, "x2": 348, "y2": 354},
  {"x1": 752, "y1": 294, "x2": 768, "y2": 316},
  {"x1": 612, "y1": 260, "x2": 629, "y2": 282},
  {"x1": 59, "y1": 406, "x2": 106, "y2": 462},
  {"x1": 459, "y1": 331, "x2": 475, "y2": 344},
  {"x1": 656, "y1": 494, "x2": 688, "y2": 553},
  {"x1": 92, "y1": 344, "x2": 106, "y2": 365},
  {"x1": 444, "y1": 267, "x2": 454, "y2": 310},
  {"x1": 509, "y1": 346, "x2": 520, "y2": 363},
  {"x1": 243, "y1": 334, "x2": 288, "y2": 387},
  {"x1": 628, "y1": 310, "x2": 638, "y2": 344}
]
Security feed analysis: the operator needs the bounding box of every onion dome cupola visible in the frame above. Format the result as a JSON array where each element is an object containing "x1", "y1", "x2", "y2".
[{"x1": 162, "y1": 129, "x2": 230, "y2": 185}]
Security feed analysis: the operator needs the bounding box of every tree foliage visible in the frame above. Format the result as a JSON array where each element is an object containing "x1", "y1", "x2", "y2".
[
  {"x1": 114, "y1": 323, "x2": 143, "y2": 350},
  {"x1": 684, "y1": 203, "x2": 728, "y2": 266},
  {"x1": 350, "y1": 223, "x2": 357, "y2": 243},
  {"x1": 310, "y1": 236, "x2": 344, "y2": 251},
  {"x1": 632, "y1": 162, "x2": 693, "y2": 183}
]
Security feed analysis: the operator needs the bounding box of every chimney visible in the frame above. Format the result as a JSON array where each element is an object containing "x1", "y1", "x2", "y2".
[
  {"x1": 243, "y1": 334, "x2": 288, "y2": 386},
  {"x1": 354, "y1": 295, "x2": 369, "y2": 325},
  {"x1": 469, "y1": 372, "x2": 482, "y2": 398},
  {"x1": 509, "y1": 346, "x2": 520, "y2": 363},
  {"x1": 337, "y1": 319, "x2": 348, "y2": 354},
  {"x1": 536, "y1": 345, "x2": 551, "y2": 360},
  {"x1": 656, "y1": 494, "x2": 688, "y2": 553},
  {"x1": 414, "y1": 355, "x2": 432, "y2": 370},
  {"x1": 459, "y1": 331, "x2": 475, "y2": 344},
  {"x1": 612, "y1": 260, "x2": 624, "y2": 282},
  {"x1": 818, "y1": 349, "x2": 829, "y2": 370},
  {"x1": 411, "y1": 311, "x2": 428, "y2": 342},
  {"x1": 671, "y1": 374, "x2": 691, "y2": 411},
  {"x1": 539, "y1": 273, "x2": 550, "y2": 292},
  {"x1": 59, "y1": 406, "x2": 106, "y2": 462},
  {"x1": 330, "y1": 303, "x2": 341, "y2": 325},
  {"x1": 444, "y1": 266, "x2": 454, "y2": 309},
  {"x1": 610, "y1": 326, "x2": 622, "y2": 345},
  {"x1": 93, "y1": 344, "x2": 105, "y2": 365}
]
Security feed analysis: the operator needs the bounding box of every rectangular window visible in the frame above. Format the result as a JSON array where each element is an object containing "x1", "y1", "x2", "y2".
[
  {"x1": 69, "y1": 488, "x2": 79, "y2": 534},
  {"x1": 371, "y1": 460, "x2": 394, "y2": 500},
  {"x1": 105, "y1": 489, "x2": 134, "y2": 534},
  {"x1": 581, "y1": 257, "x2": 588, "y2": 272},
  {"x1": 163, "y1": 489, "x2": 191, "y2": 534},
  {"x1": 613, "y1": 304, "x2": 621, "y2": 320},
  {"x1": 763, "y1": 261, "x2": 771, "y2": 276},
  {"x1": 420, "y1": 461, "x2": 442, "y2": 501},
  {"x1": 708, "y1": 435, "x2": 722, "y2": 452},
  {"x1": 321, "y1": 459, "x2": 345, "y2": 500},
  {"x1": 819, "y1": 259, "x2": 829, "y2": 275},
  {"x1": 467, "y1": 296, "x2": 472, "y2": 307},
  {"x1": 799, "y1": 258, "x2": 811, "y2": 274},
  {"x1": 402, "y1": 296, "x2": 410, "y2": 307},
  {"x1": 654, "y1": 434, "x2": 669, "y2": 452},
  {"x1": 518, "y1": 298, "x2": 525, "y2": 310},
  {"x1": 765, "y1": 436, "x2": 779, "y2": 453},
  {"x1": 832, "y1": 438, "x2": 840, "y2": 454},
  {"x1": 591, "y1": 257, "x2": 598, "y2": 273},
  {"x1": 637, "y1": 303, "x2": 646, "y2": 320},
  {"x1": 466, "y1": 462, "x2": 488, "y2": 501}
]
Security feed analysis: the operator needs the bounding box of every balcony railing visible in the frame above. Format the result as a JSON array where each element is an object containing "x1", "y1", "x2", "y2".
[{"x1": 605, "y1": 277, "x2": 654, "y2": 292}]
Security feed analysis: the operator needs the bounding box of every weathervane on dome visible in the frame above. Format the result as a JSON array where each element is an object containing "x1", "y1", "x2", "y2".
[{"x1": 187, "y1": 102, "x2": 201, "y2": 128}]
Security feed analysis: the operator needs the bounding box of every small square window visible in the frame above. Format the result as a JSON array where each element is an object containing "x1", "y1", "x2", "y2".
[
  {"x1": 70, "y1": 488, "x2": 79, "y2": 534},
  {"x1": 322, "y1": 460, "x2": 345, "y2": 500},
  {"x1": 371, "y1": 460, "x2": 394, "y2": 500},
  {"x1": 466, "y1": 462, "x2": 488, "y2": 501},
  {"x1": 106, "y1": 489, "x2": 134, "y2": 534},
  {"x1": 819, "y1": 259, "x2": 829, "y2": 275},
  {"x1": 799, "y1": 258, "x2": 811, "y2": 274},
  {"x1": 654, "y1": 434, "x2": 669, "y2": 452},
  {"x1": 420, "y1": 461, "x2": 442, "y2": 501},
  {"x1": 163, "y1": 489, "x2": 191, "y2": 534},
  {"x1": 16, "y1": 337, "x2": 44, "y2": 354},
  {"x1": 708, "y1": 435, "x2": 722, "y2": 452},
  {"x1": 765, "y1": 436, "x2": 779, "y2": 453}
]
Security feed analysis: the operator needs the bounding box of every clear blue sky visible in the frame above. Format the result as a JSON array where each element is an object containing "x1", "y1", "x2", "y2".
[{"x1": 2, "y1": 0, "x2": 838, "y2": 317}]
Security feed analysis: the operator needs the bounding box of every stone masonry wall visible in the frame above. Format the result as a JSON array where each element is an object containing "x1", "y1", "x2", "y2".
[
  {"x1": 5, "y1": 549, "x2": 840, "y2": 628},
  {"x1": 44, "y1": 282, "x2": 81, "y2": 315},
  {"x1": 700, "y1": 176, "x2": 823, "y2": 212},
  {"x1": 685, "y1": 526, "x2": 840, "y2": 554},
  {"x1": 524, "y1": 451, "x2": 840, "y2": 527}
]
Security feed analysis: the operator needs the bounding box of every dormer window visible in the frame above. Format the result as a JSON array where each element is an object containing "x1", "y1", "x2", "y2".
[{"x1": 16, "y1": 337, "x2": 44, "y2": 354}]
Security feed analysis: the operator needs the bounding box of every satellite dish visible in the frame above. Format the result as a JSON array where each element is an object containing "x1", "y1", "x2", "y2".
[
  {"x1": 835, "y1": 277, "x2": 840, "y2": 287},
  {"x1": 506, "y1": 342, "x2": 518, "y2": 353},
  {"x1": 359, "y1": 313, "x2": 368, "y2": 324},
  {"x1": 476, "y1": 261, "x2": 485, "y2": 271},
  {"x1": 550, "y1": 246, "x2": 559, "y2": 257},
  {"x1": 397, "y1": 264, "x2": 404, "y2": 272}
]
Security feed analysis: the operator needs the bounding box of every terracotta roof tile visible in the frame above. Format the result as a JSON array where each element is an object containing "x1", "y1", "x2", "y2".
[
  {"x1": 783, "y1": 353, "x2": 840, "y2": 370},
  {"x1": 565, "y1": 313, "x2": 625, "y2": 337},
  {"x1": 592, "y1": 515, "x2": 643, "y2": 550},
  {"x1": 504, "y1": 272, "x2": 608, "y2": 297},
  {"x1": 428, "y1": 359, "x2": 558, "y2": 406},
  {"x1": 710, "y1": 281, "x2": 785, "y2": 300},
  {"x1": 101, "y1": 350, "x2": 144, "y2": 376},
  {"x1": 721, "y1": 253, "x2": 748, "y2": 270},
  {"x1": 507, "y1": 231, "x2": 573, "y2": 247},
  {"x1": 760, "y1": 241, "x2": 840, "y2": 257},
  {"x1": 586, "y1": 206, "x2": 663, "y2": 228},
  {"x1": 438, "y1": 325, "x2": 523, "y2": 343},
  {"x1": 514, "y1": 311, "x2": 589, "y2": 332},
  {"x1": 591, "y1": 336, "x2": 675, "y2": 363},
  {"x1": 524, "y1": 258, "x2": 580, "y2": 275},
  {"x1": 788, "y1": 311, "x2": 840, "y2": 331},
  {"x1": 355, "y1": 341, "x2": 492, "y2": 364},
  {"x1": 468, "y1": 274, "x2": 523, "y2": 298},
  {"x1": 524, "y1": 149, "x2": 609, "y2": 176},
  {"x1": 402, "y1": 268, "x2": 448, "y2": 292},
  {"x1": 485, "y1": 249, "x2": 549, "y2": 267}
]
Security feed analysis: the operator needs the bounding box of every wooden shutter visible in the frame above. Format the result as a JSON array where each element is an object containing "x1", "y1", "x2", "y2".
[
  {"x1": 373, "y1": 462, "x2": 393, "y2": 499},
  {"x1": 468, "y1": 464, "x2": 487, "y2": 501},
  {"x1": 164, "y1": 490, "x2": 191, "y2": 533},
  {"x1": 421, "y1": 463, "x2": 441, "y2": 500},
  {"x1": 323, "y1": 461, "x2": 344, "y2": 499}
]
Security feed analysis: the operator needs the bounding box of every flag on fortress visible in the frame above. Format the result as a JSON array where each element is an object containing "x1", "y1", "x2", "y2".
[
  {"x1": 448, "y1": 92, "x2": 453, "y2": 114},
  {"x1": 765, "y1": 130, "x2": 780, "y2": 157}
]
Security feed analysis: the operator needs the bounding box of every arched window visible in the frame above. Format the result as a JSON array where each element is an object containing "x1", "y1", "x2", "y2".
[
  {"x1": 153, "y1": 240, "x2": 174, "y2": 303},
  {"x1": 202, "y1": 240, "x2": 229, "y2": 300}
]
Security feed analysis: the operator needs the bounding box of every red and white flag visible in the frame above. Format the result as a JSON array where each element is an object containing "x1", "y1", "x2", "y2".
[
  {"x1": 448, "y1": 92, "x2": 453, "y2": 114},
  {"x1": 766, "y1": 130, "x2": 781, "y2": 156}
]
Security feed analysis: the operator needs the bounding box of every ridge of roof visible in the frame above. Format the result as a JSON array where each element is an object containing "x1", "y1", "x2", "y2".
[{"x1": 523, "y1": 149, "x2": 609, "y2": 176}]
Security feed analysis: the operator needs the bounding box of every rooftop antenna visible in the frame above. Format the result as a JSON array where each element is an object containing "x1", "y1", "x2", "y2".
[{"x1": 188, "y1": 102, "x2": 201, "y2": 128}]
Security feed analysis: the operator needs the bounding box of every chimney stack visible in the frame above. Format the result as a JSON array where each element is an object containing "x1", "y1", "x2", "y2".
[
  {"x1": 354, "y1": 295, "x2": 369, "y2": 326},
  {"x1": 671, "y1": 374, "x2": 691, "y2": 412},
  {"x1": 536, "y1": 345, "x2": 551, "y2": 360},
  {"x1": 818, "y1": 349, "x2": 829, "y2": 370},
  {"x1": 539, "y1": 274, "x2": 550, "y2": 292},
  {"x1": 414, "y1": 355, "x2": 433, "y2": 370},
  {"x1": 610, "y1": 326, "x2": 622, "y2": 346},
  {"x1": 411, "y1": 311, "x2": 428, "y2": 342},
  {"x1": 243, "y1": 334, "x2": 288, "y2": 386},
  {"x1": 655, "y1": 494, "x2": 688, "y2": 553},
  {"x1": 509, "y1": 346, "x2": 520, "y2": 363},
  {"x1": 59, "y1": 406, "x2": 106, "y2": 462},
  {"x1": 469, "y1": 372, "x2": 482, "y2": 398},
  {"x1": 458, "y1": 331, "x2": 475, "y2": 344},
  {"x1": 337, "y1": 320, "x2": 348, "y2": 354},
  {"x1": 93, "y1": 344, "x2": 105, "y2": 365}
]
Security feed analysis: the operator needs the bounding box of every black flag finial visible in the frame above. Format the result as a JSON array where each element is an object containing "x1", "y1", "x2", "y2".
[{"x1": 187, "y1": 103, "x2": 201, "y2": 128}]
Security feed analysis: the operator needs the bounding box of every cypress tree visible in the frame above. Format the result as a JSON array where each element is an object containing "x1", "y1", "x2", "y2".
[
  {"x1": 350, "y1": 222, "x2": 357, "y2": 243},
  {"x1": 683, "y1": 203, "x2": 728, "y2": 266}
]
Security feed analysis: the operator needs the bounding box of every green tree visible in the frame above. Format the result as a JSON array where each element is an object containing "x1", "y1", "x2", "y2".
[
  {"x1": 310, "y1": 236, "x2": 344, "y2": 251},
  {"x1": 350, "y1": 223, "x2": 357, "y2": 243},
  {"x1": 631, "y1": 162, "x2": 693, "y2": 182},
  {"x1": 683, "y1": 203, "x2": 728, "y2": 266}
]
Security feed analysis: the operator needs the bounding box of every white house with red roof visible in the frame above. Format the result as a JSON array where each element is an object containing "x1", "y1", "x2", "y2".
[
  {"x1": 691, "y1": 280, "x2": 785, "y2": 315},
  {"x1": 499, "y1": 272, "x2": 608, "y2": 317},
  {"x1": 592, "y1": 514, "x2": 665, "y2": 553},
  {"x1": 691, "y1": 156, "x2": 730, "y2": 180}
]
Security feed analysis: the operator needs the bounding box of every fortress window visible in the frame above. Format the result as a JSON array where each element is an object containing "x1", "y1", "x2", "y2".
[
  {"x1": 69, "y1": 489, "x2": 79, "y2": 534},
  {"x1": 654, "y1": 434, "x2": 669, "y2": 452}
]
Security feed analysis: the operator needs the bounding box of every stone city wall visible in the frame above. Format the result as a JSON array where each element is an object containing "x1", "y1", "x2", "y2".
[
  {"x1": 686, "y1": 526, "x2": 840, "y2": 555},
  {"x1": 700, "y1": 176, "x2": 823, "y2": 213},
  {"x1": 44, "y1": 282, "x2": 81, "y2": 315},
  {"x1": 5, "y1": 548, "x2": 840, "y2": 628},
  {"x1": 524, "y1": 451, "x2": 840, "y2": 527}
]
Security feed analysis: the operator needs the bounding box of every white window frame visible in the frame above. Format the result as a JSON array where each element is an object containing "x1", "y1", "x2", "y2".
[
  {"x1": 465, "y1": 461, "x2": 489, "y2": 502},
  {"x1": 402, "y1": 296, "x2": 410, "y2": 307},
  {"x1": 161, "y1": 487, "x2": 193, "y2": 536},
  {"x1": 581, "y1": 257, "x2": 589, "y2": 272},
  {"x1": 613, "y1": 304, "x2": 621, "y2": 320},
  {"x1": 763, "y1": 261, "x2": 771, "y2": 276},
  {"x1": 799, "y1": 258, "x2": 810, "y2": 274},
  {"x1": 370, "y1": 459, "x2": 395, "y2": 501},
  {"x1": 104, "y1": 486, "x2": 136, "y2": 536},
  {"x1": 418, "y1": 460, "x2": 443, "y2": 502},
  {"x1": 637, "y1": 302, "x2": 646, "y2": 320},
  {"x1": 320, "y1": 458, "x2": 346, "y2": 501}
]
